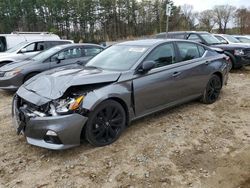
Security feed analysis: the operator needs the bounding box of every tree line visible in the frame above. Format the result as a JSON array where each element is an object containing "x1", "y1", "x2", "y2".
[{"x1": 0, "y1": 0, "x2": 249, "y2": 43}]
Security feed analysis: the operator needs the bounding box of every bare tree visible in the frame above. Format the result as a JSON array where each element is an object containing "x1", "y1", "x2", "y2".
[
  {"x1": 198, "y1": 10, "x2": 215, "y2": 32},
  {"x1": 234, "y1": 8, "x2": 250, "y2": 34},
  {"x1": 213, "y1": 5, "x2": 236, "y2": 33},
  {"x1": 180, "y1": 4, "x2": 197, "y2": 30}
]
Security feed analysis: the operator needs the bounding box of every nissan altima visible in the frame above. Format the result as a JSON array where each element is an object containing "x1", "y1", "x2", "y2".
[{"x1": 12, "y1": 39, "x2": 229, "y2": 150}]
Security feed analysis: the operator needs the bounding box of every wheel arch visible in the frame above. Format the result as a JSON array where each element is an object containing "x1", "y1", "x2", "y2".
[{"x1": 212, "y1": 71, "x2": 223, "y2": 86}]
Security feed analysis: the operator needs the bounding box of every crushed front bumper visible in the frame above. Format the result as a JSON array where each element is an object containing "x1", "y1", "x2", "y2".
[{"x1": 12, "y1": 97, "x2": 88, "y2": 150}]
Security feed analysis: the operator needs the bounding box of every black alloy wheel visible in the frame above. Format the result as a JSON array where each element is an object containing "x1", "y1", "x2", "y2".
[
  {"x1": 202, "y1": 75, "x2": 222, "y2": 104},
  {"x1": 85, "y1": 100, "x2": 126, "y2": 147}
]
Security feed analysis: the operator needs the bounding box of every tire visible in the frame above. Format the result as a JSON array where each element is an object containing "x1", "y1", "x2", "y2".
[
  {"x1": 201, "y1": 75, "x2": 222, "y2": 104},
  {"x1": 227, "y1": 58, "x2": 233, "y2": 71},
  {"x1": 23, "y1": 73, "x2": 38, "y2": 83},
  {"x1": 85, "y1": 100, "x2": 126, "y2": 147}
]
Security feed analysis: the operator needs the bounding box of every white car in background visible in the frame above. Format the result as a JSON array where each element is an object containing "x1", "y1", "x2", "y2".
[
  {"x1": 233, "y1": 35, "x2": 250, "y2": 44},
  {"x1": 0, "y1": 32, "x2": 60, "y2": 52},
  {"x1": 0, "y1": 40, "x2": 73, "y2": 67},
  {"x1": 213, "y1": 34, "x2": 250, "y2": 45}
]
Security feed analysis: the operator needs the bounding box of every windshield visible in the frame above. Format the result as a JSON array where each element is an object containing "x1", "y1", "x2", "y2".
[
  {"x1": 86, "y1": 45, "x2": 149, "y2": 71},
  {"x1": 224, "y1": 35, "x2": 241, "y2": 43},
  {"x1": 200, "y1": 33, "x2": 222, "y2": 45},
  {"x1": 6, "y1": 41, "x2": 29, "y2": 53},
  {"x1": 31, "y1": 46, "x2": 63, "y2": 62}
]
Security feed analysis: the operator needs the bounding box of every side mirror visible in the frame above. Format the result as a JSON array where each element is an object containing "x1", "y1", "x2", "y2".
[
  {"x1": 138, "y1": 61, "x2": 155, "y2": 73},
  {"x1": 20, "y1": 48, "x2": 27, "y2": 53},
  {"x1": 56, "y1": 54, "x2": 65, "y2": 63}
]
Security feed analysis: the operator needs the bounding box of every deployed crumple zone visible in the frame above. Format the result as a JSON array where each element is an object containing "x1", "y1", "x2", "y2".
[{"x1": 13, "y1": 39, "x2": 229, "y2": 150}]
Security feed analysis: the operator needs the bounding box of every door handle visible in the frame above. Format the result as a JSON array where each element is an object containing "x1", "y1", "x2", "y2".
[
  {"x1": 172, "y1": 71, "x2": 181, "y2": 77},
  {"x1": 205, "y1": 61, "x2": 210, "y2": 65}
]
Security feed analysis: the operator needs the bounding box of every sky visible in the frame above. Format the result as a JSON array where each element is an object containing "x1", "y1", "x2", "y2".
[{"x1": 173, "y1": 0, "x2": 250, "y2": 12}]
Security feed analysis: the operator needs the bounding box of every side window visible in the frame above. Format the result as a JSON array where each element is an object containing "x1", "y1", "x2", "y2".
[
  {"x1": 83, "y1": 47, "x2": 103, "y2": 57},
  {"x1": 197, "y1": 45, "x2": 206, "y2": 56},
  {"x1": 36, "y1": 42, "x2": 45, "y2": 51},
  {"x1": 145, "y1": 43, "x2": 176, "y2": 68},
  {"x1": 24, "y1": 43, "x2": 35, "y2": 52},
  {"x1": 176, "y1": 42, "x2": 201, "y2": 61},
  {"x1": 187, "y1": 34, "x2": 202, "y2": 43},
  {"x1": 51, "y1": 48, "x2": 82, "y2": 62}
]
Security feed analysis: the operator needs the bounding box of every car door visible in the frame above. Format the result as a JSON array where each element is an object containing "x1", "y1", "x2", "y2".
[
  {"x1": 133, "y1": 42, "x2": 208, "y2": 117},
  {"x1": 49, "y1": 47, "x2": 83, "y2": 69},
  {"x1": 132, "y1": 42, "x2": 184, "y2": 117}
]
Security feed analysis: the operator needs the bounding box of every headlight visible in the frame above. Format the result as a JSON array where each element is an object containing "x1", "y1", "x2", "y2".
[
  {"x1": 4, "y1": 69, "x2": 21, "y2": 77},
  {"x1": 234, "y1": 49, "x2": 245, "y2": 56},
  {"x1": 54, "y1": 96, "x2": 84, "y2": 114}
]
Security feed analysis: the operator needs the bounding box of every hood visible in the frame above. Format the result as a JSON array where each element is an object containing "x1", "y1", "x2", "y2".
[
  {"x1": 0, "y1": 60, "x2": 31, "y2": 71},
  {"x1": 17, "y1": 66, "x2": 121, "y2": 105}
]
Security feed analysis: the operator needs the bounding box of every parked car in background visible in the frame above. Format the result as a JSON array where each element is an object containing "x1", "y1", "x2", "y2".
[
  {"x1": 0, "y1": 32, "x2": 60, "y2": 52},
  {"x1": 0, "y1": 39, "x2": 73, "y2": 67},
  {"x1": 233, "y1": 35, "x2": 250, "y2": 44},
  {"x1": 156, "y1": 31, "x2": 250, "y2": 69},
  {"x1": 213, "y1": 34, "x2": 249, "y2": 45},
  {"x1": 0, "y1": 44, "x2": 104, "y2": 90},
  {"x1": 12, "y1": 39, "x2": 229, "y2": 150}
]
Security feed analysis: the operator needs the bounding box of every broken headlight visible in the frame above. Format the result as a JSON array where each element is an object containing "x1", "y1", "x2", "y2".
[{"x1": 53, "y1": 96, "x2": 84, "y2": 115}]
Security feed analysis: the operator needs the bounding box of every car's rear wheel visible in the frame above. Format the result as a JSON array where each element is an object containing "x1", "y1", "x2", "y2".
[
  {"x1": 85, "y1": 100, "x2": 126, "y2": 147},
  {"x1": 201, "y1": 75, "x2": 222, "y2": 104}
]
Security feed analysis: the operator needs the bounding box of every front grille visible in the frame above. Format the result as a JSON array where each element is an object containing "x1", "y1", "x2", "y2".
[
  {"x1": 244, "y1": 49, "x2": 250, "y2": 56},
  {"x1": 0, "y1": 72, "x2": 5, "y2": 77}
]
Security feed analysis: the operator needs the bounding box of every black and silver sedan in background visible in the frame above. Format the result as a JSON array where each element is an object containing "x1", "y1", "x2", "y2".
[
  {"x1": 13, "y1": 39, "x2": 229, "y2": 150},
  {"x1": 0, "y1": 44, "x2": 104, "y2": 90}
]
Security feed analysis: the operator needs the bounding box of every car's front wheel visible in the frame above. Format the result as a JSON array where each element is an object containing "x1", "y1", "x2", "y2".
[
  {"x1": 85, "y1": 100, "x2": 126, "y2": 147},
  {"x1": 201, "y1": 74, "x2": 222, "y2": 104}
]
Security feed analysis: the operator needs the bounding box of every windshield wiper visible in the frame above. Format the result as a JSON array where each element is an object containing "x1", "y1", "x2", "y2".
[{"x1": 85, "y1": 65, "x2": 102, "y2": 70}]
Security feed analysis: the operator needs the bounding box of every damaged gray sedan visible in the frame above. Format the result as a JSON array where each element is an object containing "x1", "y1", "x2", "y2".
[{"x1": 12, "y1": 39, "x2": 229, "y2": 150}]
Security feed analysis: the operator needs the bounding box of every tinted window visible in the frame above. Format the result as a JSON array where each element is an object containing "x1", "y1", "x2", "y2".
[
  {"x1": 145, "y1": 43, "x2": 176, "y2": 68},
  {"x1": 176, "y1": 42, "x2": 201, "y2": 61},
  {"x1": 0, "y1": 36, "x2": 7, "y2": 52},
  {"x1": 187, "y1": 34, "x2": 202, "y2": 43},
  {"x1": 36, "y1": 42, "x2": 45, "y2": 51}
]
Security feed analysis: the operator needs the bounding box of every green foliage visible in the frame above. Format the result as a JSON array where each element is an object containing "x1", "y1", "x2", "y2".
[{"x1": 0, "y1": 0, "x2": 183, "y2": 42}]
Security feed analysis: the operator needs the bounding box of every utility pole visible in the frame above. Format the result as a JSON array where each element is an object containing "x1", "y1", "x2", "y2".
[{"x1": 166, "y1": 2, "x2": 171, "y2": 38}]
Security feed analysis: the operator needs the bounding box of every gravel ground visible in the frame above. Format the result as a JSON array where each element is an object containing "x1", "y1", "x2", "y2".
[{"x1": 0, "y1": 68, "x2": 250, "y2": 188}]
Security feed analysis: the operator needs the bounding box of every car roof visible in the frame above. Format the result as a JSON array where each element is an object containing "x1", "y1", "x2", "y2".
[
  {"x1": 116, "y1": 39, "x2": 194, "y2": 47},
  {"x1": 56, "y1": 43, "x2": 103, "y2": 48}
]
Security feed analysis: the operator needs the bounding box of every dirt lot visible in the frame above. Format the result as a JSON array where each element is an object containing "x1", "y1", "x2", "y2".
[{"x1": 0, "y1": 69, "x2": 250, "y2": 188}]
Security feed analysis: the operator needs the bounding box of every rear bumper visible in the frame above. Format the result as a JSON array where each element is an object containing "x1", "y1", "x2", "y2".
[
  {"x1": 0, "y1": 74, "x2": 23, "y2": 90},
  {"x1": 12, "y1": 97, "x2": 88, "y2": 150}
]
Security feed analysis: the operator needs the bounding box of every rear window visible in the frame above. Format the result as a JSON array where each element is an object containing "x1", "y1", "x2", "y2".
[{"x1": 0, "y1": 37, "x2": 7, "y2": 52}]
